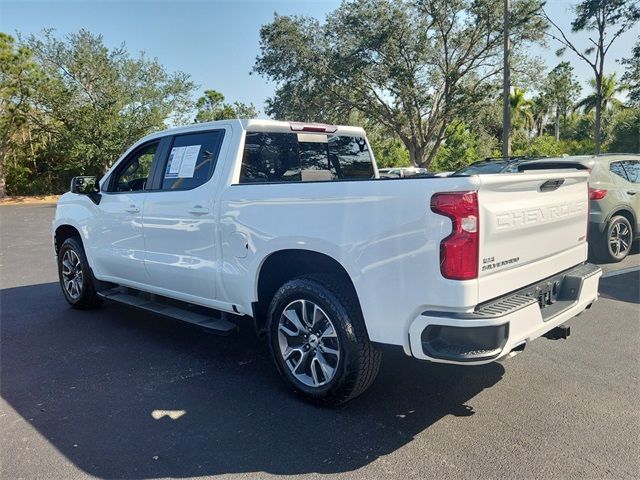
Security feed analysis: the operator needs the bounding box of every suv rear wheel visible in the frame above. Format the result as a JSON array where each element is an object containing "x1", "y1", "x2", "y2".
[
  {"x1": 267, "y1": 274, "x2": 381, "y2": 406},
  {"x1": 599, "y1": 215, "x2": 633, "y2": 263}
]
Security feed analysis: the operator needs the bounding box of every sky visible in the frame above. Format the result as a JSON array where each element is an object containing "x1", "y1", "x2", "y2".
[{"x1": 2, "y1": 0, "x2": 638, "y2": 116}]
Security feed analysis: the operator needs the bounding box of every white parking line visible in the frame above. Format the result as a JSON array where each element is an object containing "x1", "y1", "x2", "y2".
[{"x1": 601, "y1": 266, "x2": 640, "y2": 278}]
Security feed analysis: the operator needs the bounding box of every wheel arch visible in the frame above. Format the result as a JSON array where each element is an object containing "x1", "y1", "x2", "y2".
[
  {"x1": 608, "y1": 207, "x2": 637, "y2": 236},
  {"x1": 54, "y1": 224, "x2": 83, "y2": 255},
  {"x1": 253, "y1": 249, "x2": 363, "y2": 336}
]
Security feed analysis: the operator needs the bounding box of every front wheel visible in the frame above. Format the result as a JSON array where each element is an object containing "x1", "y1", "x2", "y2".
[
  {"x1": 267, "y1": 274, "x2": 381, "y2": 406},
  {"x1": 57, "y1": 237, "x2": 102, "y2": 308}
]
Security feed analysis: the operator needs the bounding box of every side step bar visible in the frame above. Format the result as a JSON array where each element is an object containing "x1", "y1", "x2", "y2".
[{"x1": 98, "y1": 287, "x2": 237, "y2": 335}]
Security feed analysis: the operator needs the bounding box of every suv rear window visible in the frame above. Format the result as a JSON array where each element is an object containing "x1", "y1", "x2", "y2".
[{"x1": 239, "y1": 132, "x2": 374, "y2": 183}]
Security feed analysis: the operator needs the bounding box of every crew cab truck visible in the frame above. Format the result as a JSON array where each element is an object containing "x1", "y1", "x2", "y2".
[{"x1": 53, "y1": 119, "x2": 602, "y2": 405}]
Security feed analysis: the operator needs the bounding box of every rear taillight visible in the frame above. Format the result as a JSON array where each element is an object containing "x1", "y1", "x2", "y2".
[
  {"x1": 431, "y1": 191, "x2": 479, "y2": 280},
  {"x1": 589, "y1": 187, "x2": 607, "y2": 200}
]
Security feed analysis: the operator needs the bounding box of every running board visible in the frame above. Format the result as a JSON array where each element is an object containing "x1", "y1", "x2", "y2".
[{"x1": 97, "y1": 288, "x2": 237, "y2": 335}]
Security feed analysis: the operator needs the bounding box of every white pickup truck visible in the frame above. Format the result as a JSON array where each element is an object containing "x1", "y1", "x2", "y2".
[{"x1": 53, "y1": 119, "x2": 602, "y2": 405}]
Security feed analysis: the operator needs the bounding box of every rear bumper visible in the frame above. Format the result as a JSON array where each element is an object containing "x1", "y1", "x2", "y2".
[{"x1": 408, "y1": 263, "x2": 602, "y2": 365}]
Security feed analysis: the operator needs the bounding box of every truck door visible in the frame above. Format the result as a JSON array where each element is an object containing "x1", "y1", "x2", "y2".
[
  {"x1": 142, "y1": 129, "x2": 226, "y2": 302},
  {"x1": 90, "y1": 140, "x2": 160, "y2": 284}
]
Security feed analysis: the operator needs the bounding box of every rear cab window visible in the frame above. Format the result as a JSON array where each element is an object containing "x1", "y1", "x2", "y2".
[
  {"x1": 239, "y1": 132, "x2": 374, "y2": 184},
  {"x1": 161, "y1": 130, "x2": 225, "y2": 190}
]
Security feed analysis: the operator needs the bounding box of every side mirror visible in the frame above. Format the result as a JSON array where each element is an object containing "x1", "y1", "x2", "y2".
[{"x1": 70, "y1": 176, "x2": 101, "y2": 204}]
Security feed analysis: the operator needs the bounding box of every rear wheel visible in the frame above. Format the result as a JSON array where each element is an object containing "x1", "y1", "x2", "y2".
[
  {"x1": 598, "y1": 215, "x2": 633, "y2": 263},
  {"x1": 57, "y1": 237, "x2": 102, "y2": 308},
  {"x1": 267, "y1": 274, "x2": 381, "y2": 406}
]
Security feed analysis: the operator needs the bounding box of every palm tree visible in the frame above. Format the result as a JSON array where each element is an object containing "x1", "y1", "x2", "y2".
[
  {"x1": 510, "y1": 87, "x2": 535, "y2": 132},
  {"x1": 575, "y1": 74, "x2": 626, "y2": 114}
]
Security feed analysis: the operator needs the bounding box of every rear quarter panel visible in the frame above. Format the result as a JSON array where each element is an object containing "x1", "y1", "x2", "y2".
[{"x1": 218, "y1": 176, "x2": 481, "y2": 348}]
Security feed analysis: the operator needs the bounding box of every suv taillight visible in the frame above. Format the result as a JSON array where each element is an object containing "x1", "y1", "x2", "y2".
[
  {"x1": 430, "y1": 191, "x2": 479, "y2": 280},
  {"x1": 589, "y1": 187, "x2": 607, "y2": 200}
]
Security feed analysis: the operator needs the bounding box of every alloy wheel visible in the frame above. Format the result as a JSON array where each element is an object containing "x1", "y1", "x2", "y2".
[
  {"x1": 277, "y1": 299, "x2": 341, "y2": 388},
  {"x1": 609, "y1": 221, "x2": 632, "y2": 259},
  {"x1": 61, "y1": 249, "x2": 84, "y2": 300}
]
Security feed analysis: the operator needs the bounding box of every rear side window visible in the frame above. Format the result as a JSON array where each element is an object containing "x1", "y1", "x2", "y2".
[
  {"x1": 610, "y1": 162, "x2": 629, "y2": 181},
  {"x1": 161, "y1": 130, "x2": 225, "y2": 190},
  {"x1": 622, "y1": 160, "x2": 640, "y2": 183},
  {"x1": 239, "y1": 132, "x2": 374, "y2": 183}
]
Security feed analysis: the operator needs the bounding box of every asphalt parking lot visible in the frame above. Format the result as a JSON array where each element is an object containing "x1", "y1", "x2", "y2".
[{"x1": 1, "y1": 204, "x2": 639, "y2": 480}]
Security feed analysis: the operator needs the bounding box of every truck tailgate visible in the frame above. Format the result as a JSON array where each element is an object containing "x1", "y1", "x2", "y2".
[{"x1": 477, "y1": 170, "x2": 589, "y2": 303}]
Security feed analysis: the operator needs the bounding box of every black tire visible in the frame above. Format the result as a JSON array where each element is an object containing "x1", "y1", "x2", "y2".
[
  {"x1": 595, "y1": 215, "x2": 633, "y2": 263},
  {"x1": 267, "y1": 273, "x2": 381, "y2": 406},
  {"x1": 57, "y1": 237, "x2": 102, "y2": 309}
]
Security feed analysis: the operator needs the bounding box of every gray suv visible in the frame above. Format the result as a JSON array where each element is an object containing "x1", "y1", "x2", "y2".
[
  {"x1": 455, "y1": 154, "x2": 639, "y2": 262},
  {"x1": 586, "y1": 155, "x2": 639, "y2": 262}
]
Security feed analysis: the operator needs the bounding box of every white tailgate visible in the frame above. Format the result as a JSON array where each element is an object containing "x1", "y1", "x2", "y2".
[{"x1": 477, "y1": 170, "x2": 590, "y2": 303}]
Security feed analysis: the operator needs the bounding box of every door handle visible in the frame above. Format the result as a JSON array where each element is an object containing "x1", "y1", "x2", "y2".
[
  {"x1": 124, "y1": 205, "x2": 140, "y2": 213},
  {"x1": 188, "y1": 205, "x2": 210, "y2": 215}
]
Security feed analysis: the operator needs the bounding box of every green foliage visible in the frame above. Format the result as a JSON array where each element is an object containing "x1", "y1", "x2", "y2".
[
  {"x1": 369, "y1": 135, "x2": 410, "y2": 168},
  {"x1": 431, "y1": 122, "x2": 497, "y2": 172},
  {"x1": 2, "y1": 29, "x2": 197, "y2": 195},
  {"x1": 575, "y1": 74, "x2": 625, "y2": 114},
  {"x1": 0, "y1": 33, "x2": 43, "y2": 197},
  {"x1": 543, "y1": 0, "x2": 639, "y2": 153},
  {"x1": 570, "y1": 0, "x2": 639, "y2": 34},
  {"x1": 621, "y1": 40, "x2": 640, "y2": 107},
  {"x1": 510, "y1": 87, "x2": 535, "y2": 131},
  {"x1": 607, "y1": 109, "x2": 640, "y2": 153},
  {"x1": 512, "y1": 134, "x2": 596, "y2": 157},
  {"x1": 254, "y1": 0, "x2": 547, "y2": 167},
  {"x1": 543, "y1": 61, "x2": 581, "y2": 138},
  {"x1": 194, "y1": 89, "x2": 258, "y2": 122}
]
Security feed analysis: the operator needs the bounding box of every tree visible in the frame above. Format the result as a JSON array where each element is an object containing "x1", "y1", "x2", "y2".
[
  {"x1": 0, "y1": 33, "x2": 41, "y2": 198},
  {"x1": 531, "y1": 93, "x2": 551, "y2": 137},
  {"x1": 543, "y1": 61, "x2": 582, "y2": 140},
  {"x1": 608, "y1": 109, "x2": 640, "y2": 153},
  {"x1": 620, "y1": 39, "x2": 640, "y2": 107},
  {"x1": 432, "y1": 122, "x2": 494, "y2": 172},
  {"x1": 194, "y1": 89, "x2": 258, "y2": 122},
  {"x1": 541, "y1": 0, "x2": 640, "y2": 153},
  {"x1": 510, "y1": 86, "x2": 535, "y2": 131},
  {"x1": 254, "y1": 0, "x2": 546, "y2": 168},
  {"x1": 14, "y1": 29, "x2": 196, "y2": 192},
  {"x1": 575, "y1": 73, "x2": 625, "y2": 114}
]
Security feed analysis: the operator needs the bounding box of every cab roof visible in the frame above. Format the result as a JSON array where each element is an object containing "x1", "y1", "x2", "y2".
[{"x1": 136, "y1": 119, "x2": 366, "y2": 144}]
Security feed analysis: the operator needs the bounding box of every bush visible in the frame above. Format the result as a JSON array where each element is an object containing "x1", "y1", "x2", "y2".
[
  {"x1": 431, "y1": 123, "x2": 497, "y2": 172},
  {"x1": 369, "y1": 135, "x2": 410, "y2": 168}
]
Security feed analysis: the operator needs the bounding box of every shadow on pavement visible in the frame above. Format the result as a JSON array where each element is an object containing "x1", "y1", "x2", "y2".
[
  {"x1": 588, "y1": 240, "x2": 640, "y2": 265},
  {"x1": 599, "y1": 271, "x2": 640, "y2": 304},
  {"x1": 1, "y1": 282, "x2": 504, "y2": 478}
]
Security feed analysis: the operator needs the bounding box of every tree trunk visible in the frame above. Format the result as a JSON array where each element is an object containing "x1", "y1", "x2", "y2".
[
  {"x1": 408, "y1": 143, "x2": 427, "y2": 168},
  {"x1": 594, "y1": 75, "x2": 603, "y2": 155},
  {"x1": 554, "y1": 108, "x2": 560, "y2": 141},
  {"x1": 0, "y1": 158, "x2": 6, "y2": 199}
]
